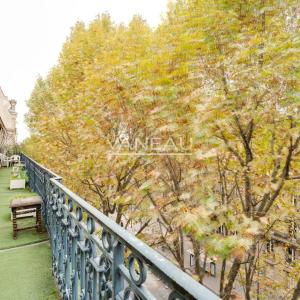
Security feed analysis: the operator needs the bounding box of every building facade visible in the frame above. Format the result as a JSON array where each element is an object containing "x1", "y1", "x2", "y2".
[{"x1": 0, "y1": 86, "x2": 17, "y2": 152}]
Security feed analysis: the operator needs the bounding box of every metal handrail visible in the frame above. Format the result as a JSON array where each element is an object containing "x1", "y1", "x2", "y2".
[{"x1": 21, "y1": 153, "x2": 220, "y2": 300}]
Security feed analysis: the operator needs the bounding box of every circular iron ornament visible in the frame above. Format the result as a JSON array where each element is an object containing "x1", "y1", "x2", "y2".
[
  {"x1": 57, "y1": 200, "x2": 63, "y2": 216},
  {"x1": 100, "y1": 285, "x2": 112, "y2": 299},
  {"x1": 68, "y1": 199, "x2": 73, "y2": 212},
  {"x1": 99, "y1": 254, "x2": 111, "y2": 281},
  {"x1": 123, "y1": 287, "x2": 141, "y2": 300},
  {"x1": 66, "y1": 215, "x2": 72, "y2": 227},
  {"x1": 101, "y1": 230, "x2": 113, "y2": 252},
  {"x1": 53, "y1": 191, "x2": 58, "y2": 201},
  {"x1": 57, "y1": 192, "x2": 63, "y2": 204},
  {"x1": 74, "y1": 225, "x2": 81, "y2": 239},
  {"x1": 128, "y1": 254, "x2": 147, "y2": 286},
  {"x1": 75, "y1": 207, "x2": 83, "y2": 221},
  {"x1": 60, "y1": 192, "x2": 66, "y2": 204},
  {"x1": 84, "y1": 239, "x2": 95, "y2": 258},
  {"x1": 87, "y1": 217, "x2": 95, "y2": 234},
  {"x1": 85, "y1": 261, "x2": 93, "y2": 274},
  {"x1": 168, "y1": 291, "x2": 186, "y2": 300}
]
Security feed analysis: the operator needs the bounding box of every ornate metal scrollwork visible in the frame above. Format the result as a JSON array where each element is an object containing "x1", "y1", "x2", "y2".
[
  {"x1": 128, "y1": 254, "x2": 147, "y2": 286},
  {"x1": 101, "y1": 230, "x2": 113, "y2": 253},
  {"x1": 76, "y1": 207, "x2": 83, "y2": 221},
  {"x1": 87, "y1": 217, "x2": 95, "y2": 235},
  {"x1": 124, "y1": 287, "x2": 142, "y2": 300},
  {"x1": 168, "y1": 291, "x2": 186, "y2": 300},
  {"x1": 20, "y1": 154, "x2": 220, "y2": 300}
]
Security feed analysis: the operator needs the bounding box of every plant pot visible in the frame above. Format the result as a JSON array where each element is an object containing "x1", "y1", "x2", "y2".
[{"x1": 10, "y1": 179, "x2": 26, "y2": 190}]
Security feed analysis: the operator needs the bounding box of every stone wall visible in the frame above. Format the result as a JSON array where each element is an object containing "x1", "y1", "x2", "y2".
[{"x1": 0, "y1": 86, "x2": 17, "y2": 151}]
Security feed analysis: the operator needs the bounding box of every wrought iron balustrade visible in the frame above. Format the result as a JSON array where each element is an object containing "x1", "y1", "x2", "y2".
[{"x1": 21, "y1": 154, "x2": 220, "y2": 300}]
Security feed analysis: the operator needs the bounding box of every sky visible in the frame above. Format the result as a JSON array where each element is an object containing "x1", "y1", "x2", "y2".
[{"x1": 0, "y1": 0, "x2": 169, "y2": 142}]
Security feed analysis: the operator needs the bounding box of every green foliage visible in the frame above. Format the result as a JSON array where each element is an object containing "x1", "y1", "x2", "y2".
[{"x1": 10, "y1": 169, "x2": 28, "y2": 181}]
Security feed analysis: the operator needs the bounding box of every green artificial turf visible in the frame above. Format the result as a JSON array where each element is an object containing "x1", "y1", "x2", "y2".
[
  {"x1": 0, "y1": 167, "x2": 48, "y2": 249},
  {"x1": 0, "y1": 167, "x2": 59, "y2": 299},
  {"x1": 0, "y1": 242, "x2": 59, "y2": 300}
]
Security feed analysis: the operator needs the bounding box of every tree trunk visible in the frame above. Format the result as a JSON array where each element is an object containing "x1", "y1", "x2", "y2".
[
  {"x1": 192, "y1": 238, "x2": 207, "y2": 283},
  {"x1": 291, "y1": 277, "x2": 300, "y2": 300},
  {"x1": 200, "y1": 252, "x2": 208, "y2": 283},
  {"x1": 245, "y1": 264, "x2": 254, "y2": 299},
  {"x1": 174, "y1": 233, "x2": 185, "y2": 270},
  {"x1": 219, "y1": 258, "x2": 227, "y2": 297},
  {"x1": 192, "y1": 239, "x2": 201, "y2": 281},
  {"x1": 222, "y1": 258, "x2": 242, "y2": 300},
  {"x1": 115, "y1": 204, "x2": 123, "y2": 224},
  {"x1": 245, "y1": 285, "x2": 251, "y2": 300},
  {"x1": 245, "y1": 246, "x2": 257, "y2": 300},
  {"x1": 179, "y1": 228, "x2": 185, "y2": 270}
]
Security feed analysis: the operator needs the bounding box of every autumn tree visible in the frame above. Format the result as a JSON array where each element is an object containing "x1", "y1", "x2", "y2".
[
  {"x1": 164, "y1": 0, "x2": 300, "y2": 298},
  {"x1": 23, "y1": 1, "x2": 300, "y2": 299}
]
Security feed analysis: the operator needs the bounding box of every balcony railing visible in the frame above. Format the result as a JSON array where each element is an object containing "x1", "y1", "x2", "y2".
[{"x1": 21, "y1": 154, "x2": 220, "y2": 300}]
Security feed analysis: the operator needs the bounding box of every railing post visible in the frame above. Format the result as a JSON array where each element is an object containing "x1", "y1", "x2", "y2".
[
  {"x1": 33, "y1": 164, "x2": 36, "y2": 193},
  {"x1": 112, "y1": 241, "x2": 124, "y2": 298},
  {"x1": 71, "y1": 232, "x2": 79, "y2": 300}
]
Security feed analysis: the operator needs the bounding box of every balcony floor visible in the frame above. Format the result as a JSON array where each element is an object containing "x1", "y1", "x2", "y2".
[{"x1": 0, "y1": 167, "x2": 59, "y2": 299}]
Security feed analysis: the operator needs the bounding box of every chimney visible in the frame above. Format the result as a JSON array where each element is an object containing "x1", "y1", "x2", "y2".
[{"x1": 9, "y1": 99, "x2": 17, "y2": 115}]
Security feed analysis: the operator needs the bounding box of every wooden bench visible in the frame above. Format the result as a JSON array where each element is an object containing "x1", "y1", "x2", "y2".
[{"x1": 10, "y1": 196, "x2": 42, "y2": 239}]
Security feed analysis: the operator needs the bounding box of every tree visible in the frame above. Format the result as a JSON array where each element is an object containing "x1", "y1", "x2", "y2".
[
  {"x1": 164, "y1": 0, "x2": 300, "y2": 298},
  {"x1": 23, "y1": 2, "x2": 300, "y2": 299}
]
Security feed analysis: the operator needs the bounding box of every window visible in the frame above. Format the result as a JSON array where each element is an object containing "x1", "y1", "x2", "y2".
[
  {"x1": 292, "y1": 196, "x2": 300, "y2": 211},
  {"x1": 217, "y1": 224, "x2": 226, "y2": 236},
  {"x1": 286, "y1": 247, "x2": 296, "y2": 264},
  {"x1": 266, "y1": 240, "x2": 274, "y2": 253},
  {"x1": 289, "y1": 221, "x2": 297, "y2": 239},
  {"x1": 210, "y1": 262, "x2": 216, "y2": 277}
]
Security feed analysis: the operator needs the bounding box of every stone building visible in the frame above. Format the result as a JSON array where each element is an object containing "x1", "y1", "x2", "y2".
[{"x1": 0, "y1": 86, "x2": 17, "y2": 152}]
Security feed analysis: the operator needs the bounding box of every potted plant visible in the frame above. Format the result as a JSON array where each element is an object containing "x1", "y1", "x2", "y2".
[{"x1": 10, "y1": 167, "x2": 27, "y2": 190}]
